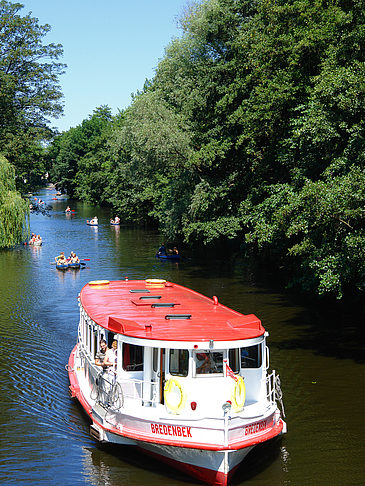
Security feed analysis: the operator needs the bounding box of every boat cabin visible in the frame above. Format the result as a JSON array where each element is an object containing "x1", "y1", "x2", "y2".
[{"x1": 77, "y1": 279, "x2": 272, "y2": 416}]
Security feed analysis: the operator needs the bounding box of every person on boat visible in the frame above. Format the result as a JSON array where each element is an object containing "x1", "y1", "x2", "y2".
[
  {"x1": 196, "y1": 352, "x2": 213, "y2": 374},
  {"x1": 35, "y1": 234, "x2": 42, "y2": 244},
  {"x1": 55, "y1": 251, "x2": 67, "y2": 264},
  {"x1": 90, "y1": 216, "x2": 98, "y2": 225},
  {"x1": 28, "y1": 233, "x2": 36, "y2": 244},
  {"x1": 65, "y1": 206, "x2": 71, "y2": 212},
  {"x1": 103, "y1": 339, "x2": 118, "y2": 382},
  {"x1": 114, "y1": 216, "x2": 120, "y2": 224},
  {"x1": 157, "y1": 243, "x2": 166, "y2": 256},
  {"x1": 95, "y1": 339, "x2": 108, "y2": 369},
  {"x1": 168, "y1": 246, "x2": 179, "y2": 255},
  {"x1": 68, "y1": 251, "x2": 80, "y2": 264}
]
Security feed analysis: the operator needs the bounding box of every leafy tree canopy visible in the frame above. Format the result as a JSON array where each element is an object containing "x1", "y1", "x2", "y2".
[{"x1": 0, "y1": 0, "x2": 65, "y2": 191}]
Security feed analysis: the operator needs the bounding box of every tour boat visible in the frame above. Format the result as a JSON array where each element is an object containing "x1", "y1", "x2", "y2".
[{"x1": 67, "y1": 278, "x2": 286, "y2": 486}]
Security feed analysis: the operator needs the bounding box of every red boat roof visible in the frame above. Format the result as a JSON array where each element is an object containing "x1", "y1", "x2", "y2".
[{"x1": 79, "y1": 279, "x2": 265, "y2": 342}]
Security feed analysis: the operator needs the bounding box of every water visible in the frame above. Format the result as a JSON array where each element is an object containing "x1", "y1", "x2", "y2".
[{"x1": 0, "y1": 187, "x2": 364, "y2": 485}]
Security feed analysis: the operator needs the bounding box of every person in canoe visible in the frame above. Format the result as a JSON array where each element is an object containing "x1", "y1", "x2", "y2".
[
  {"x1": 110, "y1": 216, "x2": 120, "y2": 224},
  {"x1": 55, "y1": 251, "x2": 67, "y2": 265},
  {"x1": 89, "y1": 216, "x2": 98, "y2": 225},
  {"x1": 157, "y1": 243, "x2": 166, "y2": 256},
  {"x1": 65, "y1": 206, "x2": 71, "y2": 212},
  {"x1": 68, "y1": 251, "x2": 80, "y2": 264},
  {"x1": 34, "y1": 234, "x2": 42, "y2": 246},
  {"x1": 169, "y1": 246, "x2": 179, "y2": 255}
]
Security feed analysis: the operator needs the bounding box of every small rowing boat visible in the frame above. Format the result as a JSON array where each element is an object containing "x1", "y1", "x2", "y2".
[
  {"x1": 56, "y1": 263, "x2": 68, "y2": 270},
  {"x1": 68, "y1": 278, "x2": 286, "y2": 486},
  {"x1": 68, "y1": 262, "x2": 81, "y2": 269},
  {"x1": 86, "y1": 220, "x2": 98, "y2": 226},
  {"x1": 156, "y1": 253, "x2": 180, "y2": 261}
]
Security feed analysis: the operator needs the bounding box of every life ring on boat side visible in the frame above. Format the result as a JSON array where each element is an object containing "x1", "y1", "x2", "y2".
[
  {"x1": 145, "y1": 279, "x2": 166, "y2": 285},
  {"x1": 164, "y1": 378, "x2": 186, "y2": 414},
  {"x1": 231, "y1": 376, "x2": 246, "y2": 412}
]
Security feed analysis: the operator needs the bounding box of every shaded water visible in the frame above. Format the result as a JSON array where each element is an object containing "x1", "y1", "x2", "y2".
[{"x1": 0, "y1": 187, "x2": 364, "y2": 485}]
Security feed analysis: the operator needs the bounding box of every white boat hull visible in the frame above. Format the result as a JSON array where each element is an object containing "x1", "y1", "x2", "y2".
[{"x1": 68, "y1": 345, "x2": 285, "y2": 486}]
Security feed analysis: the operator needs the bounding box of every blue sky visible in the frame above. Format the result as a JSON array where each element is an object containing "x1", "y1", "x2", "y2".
[{"x1": 20, "y1": 0, "x2": 189, "y2": 132}]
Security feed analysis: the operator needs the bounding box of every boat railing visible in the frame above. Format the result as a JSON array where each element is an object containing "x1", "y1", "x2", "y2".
[
  {"x1": 91, "y1": 372, "x2": 159, "y2": 410},
  {"x1": 266, "y1": 370, "x2": 285, "y2": 417}
]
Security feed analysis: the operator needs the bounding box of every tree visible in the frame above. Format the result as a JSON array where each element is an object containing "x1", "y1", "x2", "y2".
[
  {"x1": 0, "y1": 1, "x2": 65, "y2": 190},
  {"x1": 0, "y1": 155, "x2": 29, "y2": 247}
]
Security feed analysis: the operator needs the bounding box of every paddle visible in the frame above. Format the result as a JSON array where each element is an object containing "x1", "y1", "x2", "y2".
[{"x1": 81, "y1": 258, "x2": 90, "y2": 261}]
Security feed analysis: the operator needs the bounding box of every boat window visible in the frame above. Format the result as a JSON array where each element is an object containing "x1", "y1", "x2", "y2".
[
  {"x1": 123, "y1": 343, "x2": 144, "y2": 371},
  {"x1": 195, "y1": 351, "x2": 223, "y2": 375},
  {"x1": 240, "y1": 344, "x2": 262, "y2": 368},
  {"x1": 228, "y1": 349, "x2": 240, "y2": 373},
  {"x1": 169, "y1": 349, "x2": 189, "y2": 377}
]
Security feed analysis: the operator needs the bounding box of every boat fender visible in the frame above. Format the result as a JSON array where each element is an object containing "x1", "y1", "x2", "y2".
[
  {"x1": 89, "y1": 280, "x2": 110, "y2": 286},
  {"x1": 164, "y1": 378, "x2": 186, "y2": 414},
  {"x1": 231, "y1": 376, "x2": 246, "y2": 412}
]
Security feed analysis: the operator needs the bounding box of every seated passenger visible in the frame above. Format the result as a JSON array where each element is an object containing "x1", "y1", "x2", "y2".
[
  {"x1": 68, "y1": 251, "x2": 80, "y2": 263},
  {"x1": 95, "y1": 339, "x2": 108, "y2": 370},
  {"x1": 157, "y1": 243, "x2": 166, "y2": 256},
  {"x1": 55, "y1": 251, "x2": 67, "y2": 264},
  {"x1": 196, "y1": 352, "x2": 215, "y2": 374}
]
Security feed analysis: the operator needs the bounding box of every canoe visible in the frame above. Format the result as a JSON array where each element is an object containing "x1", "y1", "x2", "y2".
[
  {"x1": 29, "y1": 240, "x2": 42, "y2": 246},
  {"x1": 68, "y1": 263, "x2": 81, "y2": 269},
  {"x1": 156, "y1": 253, "x2": 180, "y2": 261},
  {"x1": 56, "y1": 263, "x2": 68, "y2": 270},
  {"x1": 86, "y1": 220, "x2": 98, "y2": 226},
  {"x1": 110, "y1": 222, "x2": 120, "y2": 226}
]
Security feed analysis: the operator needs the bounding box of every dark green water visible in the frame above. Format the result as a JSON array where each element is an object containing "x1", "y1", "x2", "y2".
[{"x1": 0, "y1": 187, "x2": 364, "y2": 485}]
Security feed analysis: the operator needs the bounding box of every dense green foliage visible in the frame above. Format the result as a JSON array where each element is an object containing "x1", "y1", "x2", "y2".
[
  {"x1": 50, "y1": 0, "x2": 364, "y2": 298},
  {"x1": 0, "y1": 155, "x2": 29, "y2": 247},
  {"x1": 0, "y1": 1, "x2": 65, "y2": 191}
]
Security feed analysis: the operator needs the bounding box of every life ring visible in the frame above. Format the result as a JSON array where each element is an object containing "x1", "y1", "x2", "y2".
[
  {"x1": 88, "y1": 280, "x2": 110, "y2": 286},
  {"x1": 164, "y1": 378, "x2": 186, "y2": 414},
  {"x1": 231, "y1": 376, "x2": 246, "y2": 412},
  {"x1": 146, "y1": 278, "x2": 166, "y2": 288}
]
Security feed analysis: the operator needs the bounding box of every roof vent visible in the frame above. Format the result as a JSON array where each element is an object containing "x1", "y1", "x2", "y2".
[
  {"x1": 165, "y1": 314, "x2": 191, "y2": 320},
  {"x1": 139, "y1": 295, "x2": 161, "y2": 300},
  {"x1": 152, "y1": 303, "x2": 175, "y2": 308},
  {"x1": 130, "y1": 289, "x2": 151, "y2": 293}
]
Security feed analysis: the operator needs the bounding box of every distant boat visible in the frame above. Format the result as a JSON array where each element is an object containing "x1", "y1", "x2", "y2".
[
  {"x1": 56, "y1": 263, "x2": 68, "y2": 270},
  {"x1": 156, "y1": 253, "x2": 180, "y2": 261},
  {"x1": 68, "y1": 262, "x2": 81, "y2": 269},
  {"x1": 86, "y1": 220, "x2": 98, "y2": 226}
]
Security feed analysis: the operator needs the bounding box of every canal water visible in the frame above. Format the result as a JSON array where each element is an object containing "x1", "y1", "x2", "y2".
[{"x1": 0, "y1": 187, "x2": 364, "y2": 486}]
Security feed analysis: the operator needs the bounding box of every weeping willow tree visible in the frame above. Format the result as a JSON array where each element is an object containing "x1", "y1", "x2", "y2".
[{"x1": 0, "y1": 155, "x2": 29, "y2": 248}]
